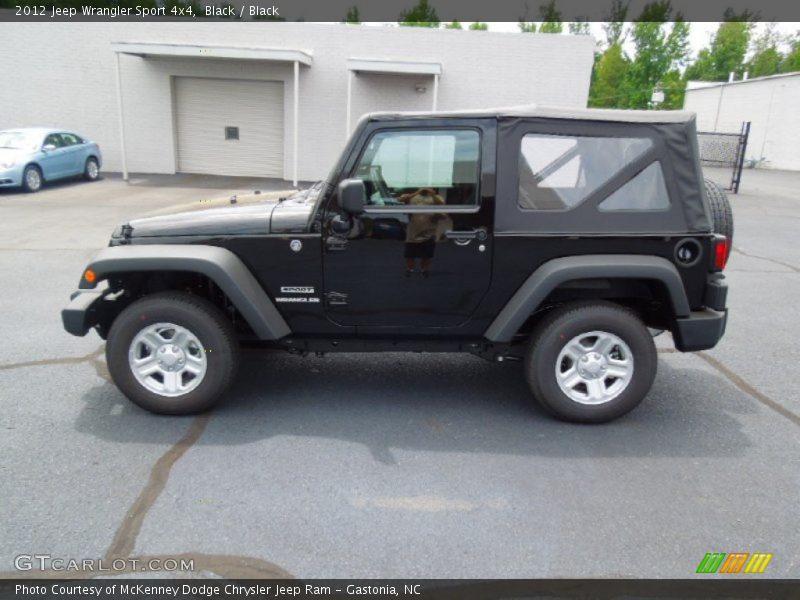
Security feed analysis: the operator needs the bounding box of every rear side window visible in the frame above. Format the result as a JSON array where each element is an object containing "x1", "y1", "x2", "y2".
[
  {"x1": 598, "y1": 162, "x2": 670, "y2": 211},
  {"x1": 518, "y1": 134, "x2": 653, "y2": 211}
]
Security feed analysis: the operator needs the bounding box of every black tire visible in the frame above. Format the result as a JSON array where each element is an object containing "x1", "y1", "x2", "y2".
[
  {"x1": 21, "y1": 165, "x2": 43, "y2": 193},
  {"x1": 84, "y1": 157, "x2": 100, "y2": 181},
  {"x1": 106, "y1": 292, "x2": 238, "y2": 415},
  {"x1": 524, "y1": 301, "x2": 657, "y2": 423},
  {"x1": 704, "y1": 178, "x2": 733, "y2": 260}
]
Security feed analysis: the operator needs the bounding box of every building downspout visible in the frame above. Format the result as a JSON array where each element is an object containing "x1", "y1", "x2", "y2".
[
  {"x1": 114, "y1": 52, "x2": 128, "y2": 182},
  {"x1": 293, "y1": 60, "x2": 299, "y2": 188},
  {"x1": 713, "y1": 84, "x2": 725, "y2": 132},
  {"x1": 345, "y1": 69, "x2": 353, "y2": 139}
]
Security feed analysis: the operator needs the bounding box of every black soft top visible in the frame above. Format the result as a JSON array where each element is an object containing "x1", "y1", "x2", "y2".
[
  {"x1": 367, "y1": 104, "x2": 696, "y2": 124},
  {"x1": 364, "y1": 105, "x2": 710, "y2": 234}
]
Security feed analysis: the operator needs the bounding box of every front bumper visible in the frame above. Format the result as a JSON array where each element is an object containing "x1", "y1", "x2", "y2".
[
  {"x1": 62, "y1": 286, "x2": 110, "y2": 337},
  {"x1": 0, "y1": 166, "x2": 21, "y2": 187}
]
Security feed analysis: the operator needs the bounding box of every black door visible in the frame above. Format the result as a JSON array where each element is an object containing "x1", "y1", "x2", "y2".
[{"x1": 323, "y1": 122, "x2": 495, "y2": 331}]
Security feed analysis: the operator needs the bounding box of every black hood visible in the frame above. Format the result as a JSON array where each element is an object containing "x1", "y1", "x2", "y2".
[
  {"x1": 124, "y1": 202, "x2": 275, "y2": 238},
  {"x1": 118, "y1": 184, "x2": 322, "y2": 240}
]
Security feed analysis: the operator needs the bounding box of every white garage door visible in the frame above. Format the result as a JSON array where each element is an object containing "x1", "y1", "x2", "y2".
[{"x1": 175, "y1": 77, "x2": 284, "y2": 178}]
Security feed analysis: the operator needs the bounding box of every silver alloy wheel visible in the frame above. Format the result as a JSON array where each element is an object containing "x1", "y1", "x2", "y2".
[
  {"x1": 555, "y1": 330, "x2": 634, "y2": 405},
  {"x1": 86, "y1": 159, "x2": 99, "y2": 180},
  {"x1": 128, "y1": 322, "x2": 207, "y2": 397},
  {"x1": 26, "y1": 168, "x2": 41, "y2": 191}
]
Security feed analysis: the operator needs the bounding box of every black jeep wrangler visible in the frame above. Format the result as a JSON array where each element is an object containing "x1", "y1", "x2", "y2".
[{"x1": 62, "y1": 106, "x2": 731, "y2": 423}]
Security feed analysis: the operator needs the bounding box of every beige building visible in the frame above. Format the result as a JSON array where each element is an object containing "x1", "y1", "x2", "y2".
[
  {"x1": 0, "y1": 22, "x2": 595, "y2": 184},
  {"x1": 684, "y1": 72, "x2": 800, "y2": 171}
]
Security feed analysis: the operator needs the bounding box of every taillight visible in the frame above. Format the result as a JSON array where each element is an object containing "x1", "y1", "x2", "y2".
[{"x1": 712, "y1": 235, "x2": 729, "y2": 271}]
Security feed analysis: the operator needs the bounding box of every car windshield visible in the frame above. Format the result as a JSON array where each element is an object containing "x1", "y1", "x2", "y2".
[{"x1": 0, "y1": 130, "x2": 40, "y2": 150}]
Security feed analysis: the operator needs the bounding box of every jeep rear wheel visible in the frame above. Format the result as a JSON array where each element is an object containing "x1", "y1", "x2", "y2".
[
  {"x1": 106, "y1": 292, "x2": 238, "y2": 415},
  {"x1": 524, "y1": 302, "x2": 657, "y2": 423}
]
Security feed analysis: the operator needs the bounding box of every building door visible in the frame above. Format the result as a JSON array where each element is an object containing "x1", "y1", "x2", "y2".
[{"x1": 174, "y1": 77, "x2": 284, "y2": 178}]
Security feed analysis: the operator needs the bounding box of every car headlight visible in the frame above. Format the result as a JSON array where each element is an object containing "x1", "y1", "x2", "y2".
[{"x1": 1, "y1": 161, "x2": 14, "y2": 169}]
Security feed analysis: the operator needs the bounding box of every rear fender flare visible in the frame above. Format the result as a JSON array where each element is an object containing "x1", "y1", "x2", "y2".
[
  {"x1": 484, "y1": 254, "x2": 690, "y2": 343},
  {"x1": 80, "y1": 244, "x2": 291, "y2": 340}
]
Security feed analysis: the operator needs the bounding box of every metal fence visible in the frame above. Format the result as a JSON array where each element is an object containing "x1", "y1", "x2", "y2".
[{"x1": 697, "y1": 122, "x2": 750, "y2": 194}]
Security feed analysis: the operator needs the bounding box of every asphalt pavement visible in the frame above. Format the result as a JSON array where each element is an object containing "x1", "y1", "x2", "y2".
[{"x1": 0, "y1": 170, "x2": 798, "y2": 579}]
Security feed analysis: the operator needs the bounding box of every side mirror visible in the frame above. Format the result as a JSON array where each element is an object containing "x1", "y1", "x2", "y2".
[
  {"x1": 338, "y1": 178, "x2": 366, "y2": 214},
  {"x1": 42, "y1": 144, "x2": 56, "y2": 152}
]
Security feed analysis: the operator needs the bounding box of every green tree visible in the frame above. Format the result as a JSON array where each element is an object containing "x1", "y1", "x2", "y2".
[
  {"x1": 517, "y1": 3, "x2": 536, "y2": 33},
  {"x1": 445, "y1": 20, "x2": 463, "y2": 29},
  {"x1": 538, "y1": 0, "x2": 563, "y2": 33},
  {"x1": 603, "y1": 0, "x2": 629, "y2": 46},
  {"x1": 589, "y1": 43, "x2": 630, "y2": 107},
  {"x1": 684, "y1": 19, "x2": 752, "y2": 81},
  {"x1": 398, "y1": 0, "x2": 439, "y2": 27},
  {"x1": 469, "y1": 22, "x2": 488, "y2": 31},
  {"x1": 587, "y1": 1, "x2": 629, "y2": 108},
  {"x1": 747, "y1": 24, "x2": 784, "y2": 78},
  {"x1": 659, "y1": 68, "x2": 686, "y2": 109},
  {"x1": 342, "y1": 5, "x2": 360, "y2": 23},
  {"x1": 624, "y1": 1, "x2": 690, "y2": 109},
  {"x1": 568, "y1": 20, "x2": 591, "y2": 36},
  {"x1": 780, "y1": 32, "x2": 800, "y2": 73}
]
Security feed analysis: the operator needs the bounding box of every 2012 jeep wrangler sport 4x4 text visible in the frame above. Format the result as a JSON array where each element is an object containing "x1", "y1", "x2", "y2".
[{"x1": 62, "y1": 106, "x2": 731, "y2": 423}]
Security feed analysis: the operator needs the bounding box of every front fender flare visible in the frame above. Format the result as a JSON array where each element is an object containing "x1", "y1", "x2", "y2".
[
  {"x1": 80, "y1": 244, "x2": 291, "y2": 340},
  {"x1": 484, "y1": 254, "x2": 690, "y2": 343}
]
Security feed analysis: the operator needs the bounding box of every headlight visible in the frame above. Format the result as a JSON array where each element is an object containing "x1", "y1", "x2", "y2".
[{"x1": 1, "y1": 161, "x2": 14, "y2": 169}]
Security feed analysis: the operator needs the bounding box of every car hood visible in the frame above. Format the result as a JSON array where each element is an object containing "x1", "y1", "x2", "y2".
[
  {"x1": 0, "y1": 148, "x2": 26, "y2": 164},
  {"x1": 120, "y1": 186, "x2": 320, "y2": 239}
]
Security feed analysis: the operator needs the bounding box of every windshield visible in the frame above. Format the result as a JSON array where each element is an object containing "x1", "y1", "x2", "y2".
[{"x1": 0, "y1": 130, "x2": 41, "y2": 150}]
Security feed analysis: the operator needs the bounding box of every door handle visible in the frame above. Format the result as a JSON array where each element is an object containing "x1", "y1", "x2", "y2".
[
  {"x1": 444, "y1": 229, "x2": 488, "y2": 242},
  {"x1": 325, "y1": 236, "x2": 348, "y2": 252}
]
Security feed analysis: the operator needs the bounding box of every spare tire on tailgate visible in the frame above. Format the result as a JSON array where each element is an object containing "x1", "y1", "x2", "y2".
[{"x1": 703, "y1": 179, "x2": 733, "y2": 260}]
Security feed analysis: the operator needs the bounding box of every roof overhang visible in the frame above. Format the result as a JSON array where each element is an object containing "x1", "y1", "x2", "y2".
[
  {"x1": 111, "y1": 42, "x2": 313, "y2": 66},
  {"x1": 347, "y1": 57, "x2": 441, "y2": 76}
]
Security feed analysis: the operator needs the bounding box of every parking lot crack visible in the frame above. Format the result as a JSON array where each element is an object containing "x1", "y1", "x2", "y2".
[
  {"x1": 697, "y1": 352, "x2": 800, "y2": 427},
  {"x1": 104, "y1": 414, "x2": 210, "y2": 561},
  {"x1": 0, "y1": 346, "x2": 104, "y2": 372},
  {"x1": 733, "y1": 246, "x2": 800, "y2": 273}
]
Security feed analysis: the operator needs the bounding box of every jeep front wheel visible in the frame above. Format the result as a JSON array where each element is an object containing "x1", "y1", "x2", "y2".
[
  {"x1": 106, "y1": 292, "x2": 238, "y2": 415},
  {"x1": 524, "y1": 302, "x2": 657, "y2": 423}
]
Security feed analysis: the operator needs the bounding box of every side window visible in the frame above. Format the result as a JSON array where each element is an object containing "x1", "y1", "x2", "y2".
[
  {"x1": 518, "y1": 134, "x2": 653, "y2": 211},
  {"x1": 354, "y1": 129, "x2": 480, "y2": 207},
  {"x1": 60, "y1": 133, "x2": 81, "y2": 146},
  {"x1": 43, "y1": 133, "x2": 63, "y2": 148},
  {"x1": 598, "y1": 162, "x2": 670, "y2": 211}
]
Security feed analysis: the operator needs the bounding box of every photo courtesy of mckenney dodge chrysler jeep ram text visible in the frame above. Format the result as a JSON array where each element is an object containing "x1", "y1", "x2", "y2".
[{"x1": 61, "y1": 105, "x2": 731, "y2": 423}]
